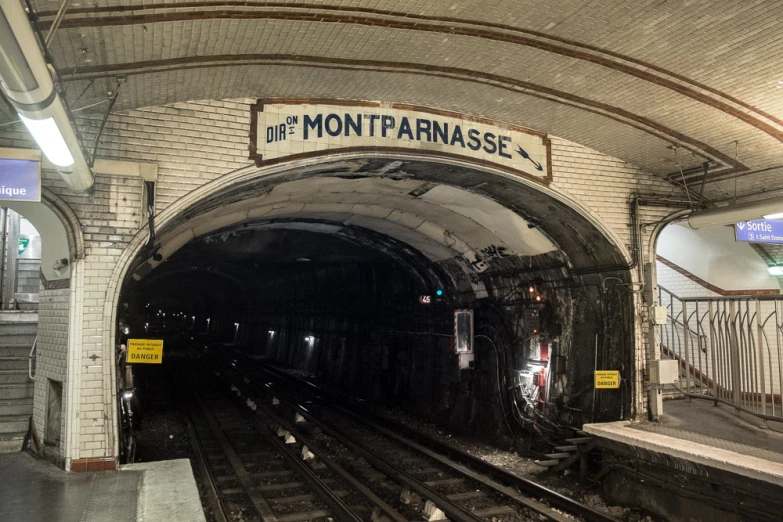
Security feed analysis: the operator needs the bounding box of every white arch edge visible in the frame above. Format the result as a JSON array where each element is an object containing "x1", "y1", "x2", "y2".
[{"x1": 98, "y1": 150, "x2": 633, "y2": 460}]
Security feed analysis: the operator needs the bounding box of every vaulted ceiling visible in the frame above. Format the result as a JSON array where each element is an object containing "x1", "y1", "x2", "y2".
[{"x1": 4, "y1": 0, "x2": 776, "y2": 207}]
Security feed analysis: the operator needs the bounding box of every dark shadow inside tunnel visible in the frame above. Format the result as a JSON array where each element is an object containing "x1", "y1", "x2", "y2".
[{"x1": 116, "y1": 157, "x2": 636, "y2": 454}]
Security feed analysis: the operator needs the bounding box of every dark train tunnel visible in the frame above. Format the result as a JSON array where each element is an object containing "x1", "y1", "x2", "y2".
[{"x1": 117, "y1": 157, "x2": 635, "y2": 451}]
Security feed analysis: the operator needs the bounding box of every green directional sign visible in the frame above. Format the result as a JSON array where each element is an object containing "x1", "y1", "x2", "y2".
[{"x1": 18, "y1": 237, "x2": 29, "y2": 256}]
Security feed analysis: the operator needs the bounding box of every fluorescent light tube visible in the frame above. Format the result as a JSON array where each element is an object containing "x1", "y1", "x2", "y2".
[
  {"x1": 17, "y1": 114, "x2": 75, "y2": 167},
  {"x1": 768, "y1": 267, "x2": 783, "y2": 276},
  {"x1": 763, "y1": 213, "x2": 783, "y2": 220}
]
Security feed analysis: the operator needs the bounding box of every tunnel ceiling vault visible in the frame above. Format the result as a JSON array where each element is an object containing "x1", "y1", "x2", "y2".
[
  {"x1": 129, "y1": 157, "x2": 627, "y2": 296},
  {"x1": 130, "y1": 225, "x2": 453, "y2": 304},
  {"x1": 13, "y1": 0, "x2": 783, "y2": 188}
]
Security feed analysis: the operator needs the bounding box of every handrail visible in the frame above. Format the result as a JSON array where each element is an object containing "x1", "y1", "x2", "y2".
[
  {"x1": 656, "y1": 287, "x2": 783, "y2": 423},
  {"x1": 28, "y1": 335, "x2": 37, "y2": 381}
]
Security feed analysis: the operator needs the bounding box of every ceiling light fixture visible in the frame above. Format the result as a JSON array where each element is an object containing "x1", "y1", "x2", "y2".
[{"x1": 18, "y1": 115, "x2": 74, "y2": 166}]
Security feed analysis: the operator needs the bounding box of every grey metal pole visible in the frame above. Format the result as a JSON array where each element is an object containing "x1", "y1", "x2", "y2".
[
  {"x1": 592, "y1": 333, "x2": 598, "y2": 422},
  {"x1": 0, "y1": 208, "x2": 6, "y2": 307}
]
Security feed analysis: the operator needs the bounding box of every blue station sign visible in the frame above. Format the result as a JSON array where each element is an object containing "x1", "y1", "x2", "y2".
[
  {"x1": 0, "y1": 157, "x2": 41, "y2": 202},
  {"x1": 735, "y1": 219, "x2": 783, "y2": 244}
]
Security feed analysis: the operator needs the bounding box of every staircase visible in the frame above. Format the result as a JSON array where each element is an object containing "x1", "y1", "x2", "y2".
[
  {"x1": 534, "y1": 429, "x2": 595, "y2": 481},
  {"x1": 0, "y1": 314, "x2": 37, "y2": 453}
]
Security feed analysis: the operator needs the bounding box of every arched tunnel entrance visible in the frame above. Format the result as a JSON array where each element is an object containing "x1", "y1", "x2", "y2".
[{"x1": 115, "y1": 155, "x2": 634, "y2": 459}]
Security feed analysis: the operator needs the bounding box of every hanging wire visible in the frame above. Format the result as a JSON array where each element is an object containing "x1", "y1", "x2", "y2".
[
  {"x1": 733, "y1": 140, "x2": 740, "y2": 204},
  {"x1": 62, "y1": 49, "x2": 88, "y2": 96},
  {"x1": 672, "y1": 146, "x2": 694, "y2": 209}
]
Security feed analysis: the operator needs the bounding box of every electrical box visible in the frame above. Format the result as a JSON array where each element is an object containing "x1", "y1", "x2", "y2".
[
  {"x1": 649, "y1": 359, "x2": 679, "y2": 384},
  {"x1": 650, "y1": 305, "x2": 668, "y2": 325}
]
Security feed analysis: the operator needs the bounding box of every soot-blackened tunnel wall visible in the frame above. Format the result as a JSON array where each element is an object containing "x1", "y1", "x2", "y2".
[
  {"x1": 120, "y1": 159, "x2": 634, "y2": 448},
  {"x1": 122, "y1": 230, "x2": 633, "y2": 449}
]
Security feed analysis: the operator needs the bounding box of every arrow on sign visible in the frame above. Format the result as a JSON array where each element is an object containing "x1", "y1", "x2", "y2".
[{"x1": 737, "y1": 222, "x2": 746, "y2": 230}]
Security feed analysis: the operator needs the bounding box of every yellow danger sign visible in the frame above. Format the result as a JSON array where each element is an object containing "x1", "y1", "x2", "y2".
[
  {"x1": 595, "y1": 370, "x2": 620, "y2": 389},
  {"x1": 127, "y1": 339, "x2": 164, "y2": 364}
]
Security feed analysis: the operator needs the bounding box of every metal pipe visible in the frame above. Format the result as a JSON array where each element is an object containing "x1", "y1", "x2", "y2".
[
  {"x1": 687, "y1": 195, "x2": 783, "y2": 229},
  {"x1": 44, "y1": 0, "x2": 72, "y2": 47},
  {"x1": 27, "y1": 334, "x2": 36, "y2": 380},
  {"x1": 0, "y1": 207, "x2": 6, "y2": 306}
]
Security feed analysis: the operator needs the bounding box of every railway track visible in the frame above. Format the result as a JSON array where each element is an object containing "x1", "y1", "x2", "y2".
[
  {"x1": 178, "y1": 359, "x2": 408, "y2": 522},
  {"x1": 194, "y1": 349, "x2": 620, "y2": 522}
]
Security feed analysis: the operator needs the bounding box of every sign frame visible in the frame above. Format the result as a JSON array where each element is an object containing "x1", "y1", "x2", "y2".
[
  {"x1": 734, "y1": 219, "x2": 783, "y2": 245},
  {"x1": 249, "y1": 99, "x2": 553, "y2": 186},
  {"x1": 0, "y1": 148, "x2": 42, "y2": 203},
  {"x1": 127, "y1": 338, "x2": 164, "y2": 364},
  {"x1": 594, "y1": 370, "x2": 620, "y2": 389},
  {"x1": 454, "y1": 309, "x2": 474, "y2": 354}
]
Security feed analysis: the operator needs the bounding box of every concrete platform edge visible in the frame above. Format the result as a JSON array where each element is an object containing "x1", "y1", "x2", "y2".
[
  {"x1": 121, "y1": 459, "x2": 206, "y2": 522},
  {"x1": 584, "y1": 421, "x2": 783, "y2": 487}
]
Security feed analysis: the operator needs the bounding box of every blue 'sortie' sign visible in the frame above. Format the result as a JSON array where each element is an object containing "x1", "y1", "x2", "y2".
[
  {"x1": 0, "y1": 158, "x2": 40, "y2": 202},
  {"x1": 735, "y1": 219, "x2": 783, "y2": 244}
]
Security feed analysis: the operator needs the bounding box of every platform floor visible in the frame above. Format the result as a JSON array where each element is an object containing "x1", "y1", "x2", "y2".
[
  {"x1": 584, "y1": 397, "x2": 783, "y2": 486},
  {"x1": 0, "y1": 453, "x2": 206, "y2": 522}
]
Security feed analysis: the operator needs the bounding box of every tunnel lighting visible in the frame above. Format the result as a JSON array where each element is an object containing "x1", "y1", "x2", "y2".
[
  {"x1": 768, "y1": 266, "x2": 783, "y2": 276},
  {"x1": 535, "y1": 295, "x2": 542, "y2": 302},
  {"x1": 436, "y1": 289, "x2": 443, "y2": 296},
  {"x1": 192, "y1": 316, "x2": 195, "y2": 320},
  {"x1": 17, "y1": 114, "x2": 75, "y2": 167},
  {"x1": 528, "y1": 286, "x2": 535, "y2": 293},
  {"x1": 268, "y1": 330, "x2": 275, "y2": 337},
  {"x1": 123, "y1": 327, "x2": 129, "y2": 335},
  {"x1": 123, "y1": 391, "x2": 133, "y2": 399},
  {"x1": 763, "y1": 213, "x2": 783, "y2": 220}
]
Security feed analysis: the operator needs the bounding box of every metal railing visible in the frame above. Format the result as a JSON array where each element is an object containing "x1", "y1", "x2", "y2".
[
  {"x1": 28, "y1": 335, "x2": 37, "y2": 381},
  {"x1": 658, "y1": 287, "x2": 783, "y2": 423}
]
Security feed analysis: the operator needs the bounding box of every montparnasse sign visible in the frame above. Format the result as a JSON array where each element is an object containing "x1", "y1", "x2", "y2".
[{"x1": 249, "y1": 100, "x2": 551, "y2": 183}]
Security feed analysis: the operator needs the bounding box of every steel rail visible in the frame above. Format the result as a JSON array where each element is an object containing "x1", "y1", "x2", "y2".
[
  {"x1": 182, "y1": 409, "x2": 230, "y2": 522},
  {"x1": 197, "y1": 401, "x2": 279, "y2": 521},
  {"x1": 257, "y1": 363, "x2": 620, "y2": 522},
  {"x1": 184, "y1": 348, "x2": 363, "y2": 522},
  {"x1": 236, "y1": 393, "x2": 408, "y2": 522},
  {"x1": 238, "y1": 377, "x2": 486, "y2": 522},
  {"x1": 244, "y1": 404, "x2": 364, "y2": 522}
]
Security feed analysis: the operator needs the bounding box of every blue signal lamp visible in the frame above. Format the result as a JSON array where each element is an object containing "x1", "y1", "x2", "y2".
[{"x1": 436, "y1": 289, "x2": 443, "y2": 296}]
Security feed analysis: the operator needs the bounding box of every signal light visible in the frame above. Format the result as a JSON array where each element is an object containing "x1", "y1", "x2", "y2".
[{"x1": 436, "y1": 289, "x2": 443, "y2": 296}]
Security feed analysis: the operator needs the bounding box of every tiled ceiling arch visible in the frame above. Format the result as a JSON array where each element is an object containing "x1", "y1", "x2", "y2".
[{"x1": 12, "y1": 1, "x2": 783, "y2": 199}]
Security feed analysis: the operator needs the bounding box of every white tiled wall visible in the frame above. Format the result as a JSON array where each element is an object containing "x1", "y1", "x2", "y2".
[
  {"x1": 657, "y1": 261, "x2": 720, "y2": 299},
  {"x1": 34, "y1": 288, "x2": 70, "y2": 454},
  {"x1": 1, "y1": 98, "x2": 685, "y2": 462}
]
